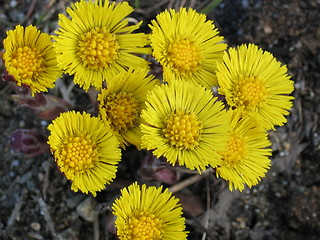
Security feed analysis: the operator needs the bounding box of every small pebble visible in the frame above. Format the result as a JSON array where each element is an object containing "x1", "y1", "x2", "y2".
[
  {"x1": 38, "y1": 172, "x2": 44, "y2": 182},
  {"x1": 10, "y1": 0, "x2": 18, "y2": 8},
  {"x1": 18, "y1": 120, "x2": 25, "y2": 128},
  {"x1": 31, "y1": 222, "x2": 41, "y2": 231},
  {"x1": 263, "y1": 24, "x2": 273, "y2": 34},
  {"x1": 76, "y1": 197, "x2": 97, "y2": 222},
  {"x1": 40, "y1": 120, "x2": 48, "y2": 126}
]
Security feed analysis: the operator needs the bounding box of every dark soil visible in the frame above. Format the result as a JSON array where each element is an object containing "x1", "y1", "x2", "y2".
[{"x1": 1, "y1": 0, "x2": 320, "y2": 239}]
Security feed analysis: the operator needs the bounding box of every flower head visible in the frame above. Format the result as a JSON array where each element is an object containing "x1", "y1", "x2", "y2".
[
  {"x1": 215, "y1": 110, "x2": 272, "y2": 191},
  {"x1": 2, "y1": 25, "x2": 61, "y2": 95},
  {"x1": 97, "y1": 68, "x2": 158, "y2": 148},
  {"x1": 140, "y1": 80, "x2": 228, "y2": 171},
  {"x1": 149, "y1": 8, "x2": 227, "y2": 88},
  {"x1": 54, "y1": 0, "x2": 150, "y2": 91},
  {"x1": 112, "y1": 182, "x2": 188, "y2": 240},
  {"x1": 217, "y1": 43, "x2": 294, "y2": 130},
  {"x1": 47, "y1": 111, "x2": 121, "y2": 196}
]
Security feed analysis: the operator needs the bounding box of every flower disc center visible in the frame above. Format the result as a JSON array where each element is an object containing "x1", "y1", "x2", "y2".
[
  {"x1": 77, "y1": 27, "x2": 119, "y2": 70},
  {"x1": 127, "y1": 212, "x2": 163, "y2": 240},
  {"x1": 234, "y1": 76, "x2": 268, "y2": 108},
  {"x1": 60, "y1": 134, "x2": 97, "y2": 174},
  {"x1": 168, "y1": 39, "x2": 199, "y2": 72},
  {"x1": 222, "y1": 133, "x2": 246, "y2": 164},
  {"x1": 11, "y1": 46, "x2": 44, "y2": 80},
  {"x1": 104, "y1": 92, "x2": 138, "y2": 131},
  {"x1": 163, "y1": 111, "x2": 202, "y2": 150}
]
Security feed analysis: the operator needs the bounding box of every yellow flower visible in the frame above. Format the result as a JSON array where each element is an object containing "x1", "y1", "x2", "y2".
[
  {"x1": 47, "y1": 111, "x2": 121, "y2": 196},
  {"x1": 53, "y1": 0, "x2": 150, "y2": 91},
  {"x1": 149, "y1": 8, "x2": 227, "y2": 88},
  {"x1": 140, "y1": 80, "x2": 228, "y2": 171},
  {"x1": 112, "y1": 182, "x2": 188, "y2": 240},
  {"x1": 215, "y1": 110, "x2": 272, "y2": 191},
  {"x1": 97, "y1": 68, "x2": 158, "y2": 149},
  {"x1": 217, "y1": 43, "x2": 294, "y2": 130},
  {"x1": 2, "y1": 25, "x2": 61, "y2": 95}
]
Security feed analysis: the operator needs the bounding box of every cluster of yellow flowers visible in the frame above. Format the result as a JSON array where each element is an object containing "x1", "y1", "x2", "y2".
[{"x1": 2, "y1": 0, "x2": 294, "y2": 239}]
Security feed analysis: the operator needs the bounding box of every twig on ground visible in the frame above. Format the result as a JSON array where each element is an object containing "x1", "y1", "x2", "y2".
[
  {"x1": 190, "y1": 0, "x2": 197, "y2": 8},
  {"x1": 55, "y1": 78, "x2": 75, "y2": 105},
  {"x1": 0, "y1": 84, "x2": 12, "y2": 96},
  {"x1": 174, "y1": 0, "x2": 181, "y2": 9},
  {"x1": 37, "y1": 197, "x2": 60, "y2": 240},
  {"x1": 179, "y1": 0, "x2": 187, "y2": 7},
  {"x1": 168, "y1": 168, "x2": 213, "y2": 193},
  {"x1": 6, "y1": 189, "x2": 27, "y2": 234},
  {"x1": 145, "y1": 0, "x2": 169, "y2": 15},
  {"x1": 167, "y1": 0, "x2": 175, "y2": 9},
  {"x1": 1, "y1": 176, "x2": 20, "y2": 201},
  {"x1": 201, "y1": 176, "x2": 211, "y2": 240},
  {"x1": 46, "y1": 0, "x2": 57, "y2": 10},
  {"x1": 174, "y1": 167, "x2": 199, "y2": 175},
  {"x1": 126, "y1": 17, "x2": 139, "y2": 25},
  {"x1": 93, "y1": 212, "x2": 100, "y2": 240},
  {"x1": 42, "y1": 159, "x2": 51, "y2": 201},
  {"x1": 24, "y1": 0, "x2": 37, "y2": 22},
  {"x1": 185, "y1": 211, "x2": 216, "y2": 240}
]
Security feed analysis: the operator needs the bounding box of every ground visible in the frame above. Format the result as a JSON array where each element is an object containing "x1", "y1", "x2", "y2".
[{"x1": 0, "y1": 0, "x2": 320, "y2": 239}]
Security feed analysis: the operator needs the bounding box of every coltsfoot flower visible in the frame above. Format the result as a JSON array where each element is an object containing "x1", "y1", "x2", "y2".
[
  {"x1": 54, "y1": 0, "x2": 150, "y2": 91},
  {"x1": 149, "y1": 8, "x2": 227, "y2": 88},
  {"x1": 112, "y1": 182, "x2": 188, "y2": 240},
  {"x1": 216, "y1": 43, "x2": 294, "y2": 130},
  {"x1": 2, "y1": 25, "x2": 61, "y2": 95},
  {"x1": 141, "y1": 80, "x2": 228, "y2": 171},
  {"x1": 97, "y1": 68, "x2": 158, "y2": 149},
  {"x1": 47, "y1": 111, "x2": 121, "y2": 196},
  {"x1": 215, "y1": 110, "x2": 272, "y2": 191}
]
